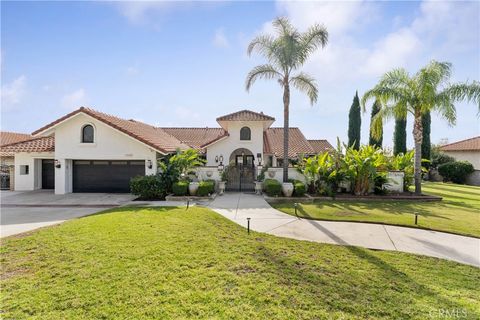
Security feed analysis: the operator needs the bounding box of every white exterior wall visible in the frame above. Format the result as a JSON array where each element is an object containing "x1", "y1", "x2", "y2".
[
  {"x1": 13, "y1": 152, "x2": 54, "y2": 191},
  {"x1": 443, "y1": 150, "x2": 480, "y2": 169},
  {"x1": 51, "y1": 113, "x2": 158, "y2": 194},
  {"x1": 265, "y1": 167, "x2": 306, "y2": 183},
  {"x1": 206, "y1": 121, "x2": 264, "y2": 166}
]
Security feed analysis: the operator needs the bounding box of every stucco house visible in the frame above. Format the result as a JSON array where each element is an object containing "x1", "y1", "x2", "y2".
[
  {"x1": 439, "y1": 136, "x2": 480, "y2": 186},
  {"x1": 0, "y1": 107, "x2": 332, "y2": 194},
  {"x1": 0, "y1": 131, "x2": 34, "y2": 190}
]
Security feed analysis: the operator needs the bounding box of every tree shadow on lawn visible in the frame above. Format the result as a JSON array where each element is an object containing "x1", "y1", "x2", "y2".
[
  {"x1": 252, "y1": 235, "x2": 472, "y2": 318},
  {"x1": 306, "y1": 201, "x2": 453, "y2": 220},
  {"x1": 82, "y1": 206, "x2": 184, "y2": 218}
]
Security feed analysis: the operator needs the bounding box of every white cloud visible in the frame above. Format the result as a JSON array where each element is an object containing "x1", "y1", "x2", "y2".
[
  {"x1": 61, "y1": 88, "x2": 87, "y2": 109},
  {"x1": 213, "y1": 28, "x2": 229, "y2": 48},
  {"x1": 1, "y1": 75, "x2": 27, "y2": 107},
  {"x1": 115, "y1": 1, "x2": 174, "y2": 25},
  {"x1": 126, "y1": 66, "x2": 139, "y2": 76}
]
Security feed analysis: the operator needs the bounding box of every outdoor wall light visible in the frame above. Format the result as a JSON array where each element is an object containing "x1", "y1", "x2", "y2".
[
  {"x1": 54, "y1": 160, "x2": 61, "y2": 168},
  {"x1": 218, "y1": 162, "x2": 224, "y2": 171},
  {"x1": 219, "y1": 155, "x2": 224, "y2": 163},
  {"x1": 215, "y1": 155, "x2": 219, "y2": 163},
  {"x1": 147, "y1": 160, "x2": 153, "y2": 169}
]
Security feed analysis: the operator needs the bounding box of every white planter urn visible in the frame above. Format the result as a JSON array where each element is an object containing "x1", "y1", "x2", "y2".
[
  {"x1": 255, "y1": 181, "x2": 263, "y2": 195},
  {"x1": 188, "y1": 182, "x2": 199, "y2": 196},
  {"x1": 218, "y1": 181, "x2": 226, "y2": 195},
  {"x1": 282, "y1": 182, "x2": 294, "y2": 197}
]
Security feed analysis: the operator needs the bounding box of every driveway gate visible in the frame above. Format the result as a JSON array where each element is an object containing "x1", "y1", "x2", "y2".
[{"x1": 225, "y1": 164, "x2": 255, "y2": 192}]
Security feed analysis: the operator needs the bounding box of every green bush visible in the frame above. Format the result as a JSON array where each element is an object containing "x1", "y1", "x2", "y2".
[
  {"x1": 130, "y1": 175, "x2": 166, "y2": 200},
  {"x1": 438, "y1": 161, "x2": 474, "y2": 184},
  {"x1": 264, "y1": 179, "x2": 282, "y2": 197},
  {"x1": 197, "y1": 180, "x2": 215, "y2": 196},
  {"x1": 293, "y1": 180, "x2": 306, "y2": 197},
  {"x1": 172, "y1": 181, "x2": 189, "y2": 196}
]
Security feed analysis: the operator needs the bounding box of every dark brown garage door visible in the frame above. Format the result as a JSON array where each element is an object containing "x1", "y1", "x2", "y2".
[{"x1": 73, "y1": 160, "x2": 145, "y2": 193}]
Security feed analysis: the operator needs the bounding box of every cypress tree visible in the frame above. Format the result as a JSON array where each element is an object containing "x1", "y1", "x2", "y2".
[
  {"x1": 421, "y1": 111, "x2": 431, "y2": 167},
  {"x1": 368, "y1": 99, "x2": 383, "y2": 148},
  {"x1": 348, "y1": 91, "x2": 361, "y2": 150},
  {"x1": 393, "y1": 117, "x2": 407, "y2": 155}
]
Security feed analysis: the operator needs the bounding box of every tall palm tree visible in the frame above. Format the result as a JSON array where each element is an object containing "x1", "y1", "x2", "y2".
[
  {"x1": 245, "y1": 17, "x2": 328, "y2": 182},
  {"x1": 362, "y1": 61, "x2": 480, "y2": 194}
]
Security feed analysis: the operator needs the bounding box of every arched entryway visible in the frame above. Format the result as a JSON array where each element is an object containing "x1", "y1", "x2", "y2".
[{"x1": 225, "y1": 148, "x2": 255, "y2": 192}]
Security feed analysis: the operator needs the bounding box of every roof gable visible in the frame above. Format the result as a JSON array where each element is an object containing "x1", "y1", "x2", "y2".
[
  {"x1": 32, "y1": 107, "x2": 189, "y2": 154},
  {"x1": 216, "y1": 110, "x2": 275, "y2": 122},
  {"x1": 264, "y1": 128, "x2": 315, "y2": 157}
]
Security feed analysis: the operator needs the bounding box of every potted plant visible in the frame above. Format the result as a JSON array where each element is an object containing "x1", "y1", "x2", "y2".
[
  {"x1": 218, "y1": 166, "x2": 228, "y2": 195},
  {"x1": 282, "y1": 182, "x2": 294, "y2": 197},
  {"x1": 255, "y1": 166, "x2": 267, "y2": 195}
]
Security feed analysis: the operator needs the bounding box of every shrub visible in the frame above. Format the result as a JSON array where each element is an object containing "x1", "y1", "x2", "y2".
[
  {"x1": 130, "y1": 175, "x2": 166, "y2": 200},
  {"x1": 172, "y1": 181, "x2": 189, "y2": 196},
  {"x1": 438, "y1": 161, "x2": 474, "y2": 184},
  {"x1": 264, "y1": 179, "x2": 282, "y2": 197},
  {"x1": 197, "y1": 180, "x2": 215, "y2": 196},
  {"x1": 431, "y1": 152, "x2": 455, "y2": 169},
  {"x1": 293, "y1": 180, "x2": 306, "y2": 197}
]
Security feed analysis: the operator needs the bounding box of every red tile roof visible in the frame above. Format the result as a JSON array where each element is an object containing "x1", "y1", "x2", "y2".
[
  {"x1": 263, "y1": 128, "x2": 315, "y2": 157},
  {"x1": 216, "y1": 110, "x2": 275, "y2": 122},
  {"x1": 439, "y1": 136, "x2": 480, "y2": 151},
  {"x1": 308, "y1": 139, "x2": 334, "y2": 153},
  {"x1": 162, "y1": 127, "x2": 228, "y2": 150},
  {"x1": 32, "y1": 107, "x2": 189, "y2": 153},
  {"x1": 0, "y1": 131, "x2": 32, "y2": 147},
  {"x1": 1, "y1": 136, "x2": 55, "y2": 154}
]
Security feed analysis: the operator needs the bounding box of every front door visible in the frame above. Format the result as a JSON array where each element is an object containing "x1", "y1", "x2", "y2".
[
  {"x1": 226, "y1": 159, "x2": 255, "y2": 192},
  {"x1": 42, "y1": 159, "x2": 55, "y2": 189}
]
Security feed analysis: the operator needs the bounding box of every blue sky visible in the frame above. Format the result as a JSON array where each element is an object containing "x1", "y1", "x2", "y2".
[{"x1": 1, "y1": 1, "x2": 479, "y2": 148}]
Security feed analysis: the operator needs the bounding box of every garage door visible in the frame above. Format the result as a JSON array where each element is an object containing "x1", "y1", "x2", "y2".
[{"x1": 73, "y1": 160, "x2": 145, "y2": 193}]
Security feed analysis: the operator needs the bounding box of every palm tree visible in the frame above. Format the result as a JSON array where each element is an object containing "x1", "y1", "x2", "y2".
[
  {"x1": 362, "y1": 61, "x2": 480, "y2": 194},
  {"x1": 245, "y1": 17, "x2": 328, "y2": 182}
]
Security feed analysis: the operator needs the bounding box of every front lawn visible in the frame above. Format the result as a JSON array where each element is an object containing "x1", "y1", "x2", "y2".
[
  {"x1": 272, "y1": 182, "x2": 480, "y2": 238},
  {"x1": 1, "y1": 206, "x2": 479, "y2": 319}
]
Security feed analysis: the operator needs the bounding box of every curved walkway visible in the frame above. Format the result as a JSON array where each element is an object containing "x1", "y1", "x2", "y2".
[{"x1": 207, "y1": 193, "x2": 480, "y2": 267}]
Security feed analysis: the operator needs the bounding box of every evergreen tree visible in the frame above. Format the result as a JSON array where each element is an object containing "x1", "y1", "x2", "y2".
[
  {"x1": 368, "y1": 99, "x2": 383, "y2": 148},
  {"x1": 393, "y1": 118, "x2": 407, "y2": 155},
  {"x1": 348, "y1": 91, "x2": 361, "y2": 150},
  {"x1": 421, "y1": 111, "x2": 431, "y2": 167}
]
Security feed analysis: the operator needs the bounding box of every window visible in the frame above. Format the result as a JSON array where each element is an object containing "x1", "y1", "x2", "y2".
[
  {"x1": 240, "y1": 127, "x2": 251, "y2": 140},
  {"x1": 20, "y1": 165, "x2": 29, "y2": 175},
  {"x1": 82, "y1": 125, "x2": 94, "y2": 143}
]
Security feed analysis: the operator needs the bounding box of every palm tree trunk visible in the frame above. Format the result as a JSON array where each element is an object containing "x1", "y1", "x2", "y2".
[
  {"x1": 283, "y1": 81, "x2": 290, "y2": 183},
  {"x1": 413, "y1": 113, "x2": 423, "y2": 195}
]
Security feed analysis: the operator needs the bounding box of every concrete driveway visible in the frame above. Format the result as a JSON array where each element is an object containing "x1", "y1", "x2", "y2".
[
  {"x1": 1, "y1": 190, "x2": 135, "y2": 237},
  {"x1": 208, "y1": 193, "x2": 480, "y2": 267}
]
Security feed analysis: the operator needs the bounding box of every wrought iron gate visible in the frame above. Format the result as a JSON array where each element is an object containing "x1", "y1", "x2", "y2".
[
  {"x1": 225, "y1": 164, "x2": 255, "y2": 192},
  {"x1": 0, "y1": 165, "x2": 11, "y2": 190}
]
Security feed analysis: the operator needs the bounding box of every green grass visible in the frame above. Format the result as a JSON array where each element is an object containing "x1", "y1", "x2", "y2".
[
  {"x1": 271, "y1": 182, "x2": 480, "y2": 238},
  {"x1": 1, "y1": 206, "x2": 479, "y2": 319}
]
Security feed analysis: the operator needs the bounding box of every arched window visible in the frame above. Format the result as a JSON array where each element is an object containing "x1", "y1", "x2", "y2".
[
  {"x1": 240, "y1": 127, "x2": 251, "y2": 140},
  {"x1": 82, "y1": 125, "x2": 94, "y2": 143}
]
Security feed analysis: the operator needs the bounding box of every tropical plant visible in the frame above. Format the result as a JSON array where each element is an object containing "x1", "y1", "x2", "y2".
[
  {"x1": 245, "y1": 17, "x2": 328, "y2": 182},
  {"x1": 168, "y1": 149, "x2": 206, "y2": 180},
  {"x1": 343, "y1": 145, "x2": 387, "y2": 195},
  {"x1": 348, "y1": 91, "x2": 361, "y2": 150},
  {"x1": 430, "y1": 146, "x2": 455, "y2": 169},
  {"x1": 296, "y1": 155, "x2": 320, "y2": 193},
  {"x1": 369, "y1": 99, "x2": 383, "y2": 148},
  {"x1": 362, "y1": 60, "x2": 480, "y2": 194},
  {"x1": 393, "y1": 117, "x2": 407, "y2": 155}
]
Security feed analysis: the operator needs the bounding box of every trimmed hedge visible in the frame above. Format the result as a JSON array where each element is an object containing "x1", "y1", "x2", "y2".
[
  {"x1": 293, "y1": 180, "x2": 306, "y2": 197},
  {"x1": 172, "y1": 181, "x2": 189, "y2": 196},
  {"x1": 197, "y1": 180, "x2": 215, "y2": 197},
  {"x1": 264, "y1": 179, "x2": 282, "y2": 197},
  {"x1": 130, "y1": 175, "x2": 166, "y2": 200},
  {"x1": 438, "y1": 161, "x2": 474, "y2": 184}
]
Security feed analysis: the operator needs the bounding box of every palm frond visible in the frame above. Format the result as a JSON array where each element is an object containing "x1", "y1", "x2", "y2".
[
  {"x1": 298, "y1": 24, "x2": 328, "y2": 63},
  {"x1": 290, "y1": 72, "x2": 318, "y2": 105},
  {"x1": 272, "y1": 17, "x2": 295, "y2": 36},
  {"x1": 442, "y1": 81, "x2": 480, "y2": 110},
  {"x1": 370, "y1": 104, "x2": 396, "y2": 139},
  {"x1": 245, "y1": 64, "x2": 283, "y2": 91}
]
